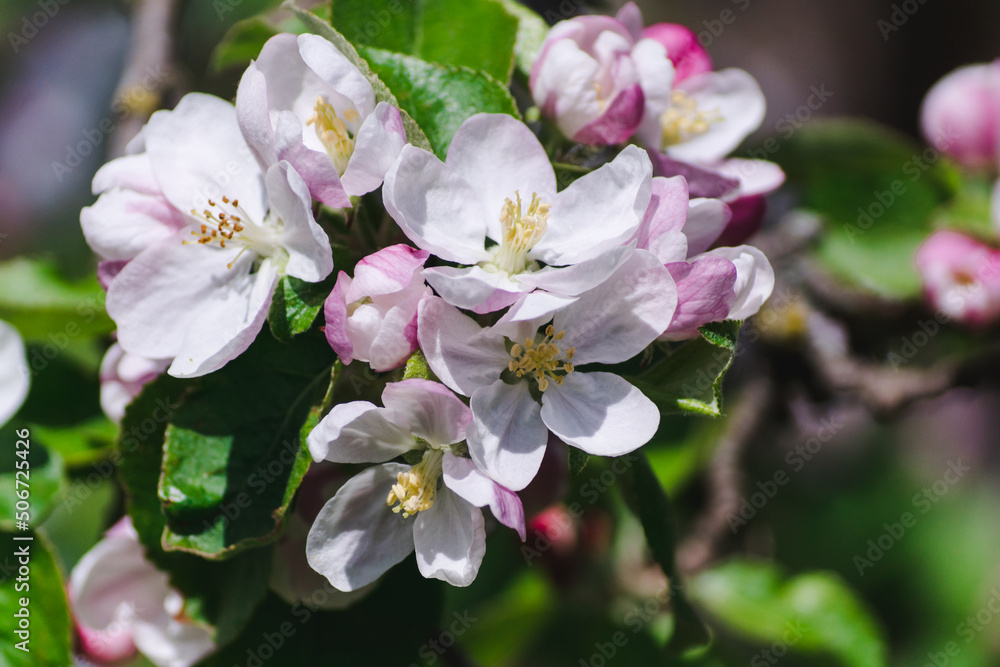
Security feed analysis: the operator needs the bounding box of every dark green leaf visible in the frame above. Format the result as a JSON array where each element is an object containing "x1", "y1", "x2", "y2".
[
  {"x1": 211, "y1": 17, "x2": 278, "y2": 72},
  {"x1": 627, "y1": 321, "x2": 741, "y2": 417},
  {"x1": 286, "y1": 3, "x2": 433, "y2": 152},
  {"x1": 158, "y1": 331, "x2": 334, "y2": 558},
  {"x1": 331, "y1": 0, "x2": 518, "y2": 82},
  {"x1": 568, "y1": 448, "x2": 589, "y2": 475},
  {"x1": 29, "y1": 416, "x2": 118, "y2": 468},
  {"x1": 268, "y1": 274, "x2": 336, "y2": 341},
  {"x1": 0, "y1": 437, "x2": 64, "y2": 532},
  {"x1": 0, "y1": 530, "x2": 72, "y2": 666},
  {"x1": 690, "y1": 559, "x2": 887, "y2": 667},
  {"x1": 496, "y1": 0, "x2": 548, "y2": 77},
  {"x1": 360, "y1": 47, "x2": 519, "y2": 157}
]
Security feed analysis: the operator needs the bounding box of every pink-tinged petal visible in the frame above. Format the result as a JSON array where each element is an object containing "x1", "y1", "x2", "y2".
[
  {"x1": 297, "y1": 33, "x2": 376, "y2": 117},
  {"x1": 144, "y1": 93, "x2": 267, "y2": 224},
  {"x1": 573, "y1": 83, "x2": 645, "y2": 145},
  {"x1": 274, "y1": 111, "x2": 351, "y2": 208},
  {"x1": 531, "y1": 39, "x2": 603, "y2": 138},
  {"x1": 267, "y1": 161, "x2": 334, "y2": 282},
  {"x1": 667, "y1": 69, "x2": 766, "y2": 164},
  {"x1": 920, "y1": 62, "x2": 1000, "y2": 169},
  {"x1": 713, "y1": 158, "x2": 786, "y2": 197},
  {"x1": 915, "y1": 230, "x2": 1000, "y2": 326},
  {"x1": 713, "y1": 195, "x2": 765, "y2": 248},
  {"x1": 660, "y1": 257, "x2": 737, "y2": 340},
  {"x1": 348, "y1": 244, "x2": 429, "y2": 300},
  {"x1": 442, "y1": 452, "x2": 526, "y2": 540},
  {"x1": 381, "y1": 379, "x2": 472, "y2": 446},
  {"x1": 92, "y1": 153, "x2": 159, "y2": 196},
  {"x1": 445, "y1": 114, "x2": 556, "y2": 239},
  {"x1": 646, "y1": 149, "x2": 741, "y2": 199},
  {"x1": 0, "y1": 321, "x2": 29, "y2": 427},
  {"x1": 642, "y1": 23, "x2": 712, "y2": 82},
  {"x1": 82, "y1": 189, "x2": 187, "y2": 262},
  {"x1": 340, "y1": 102, "x2": 407, "y2": 196},
  {"x1": 423, "y1": 265, "x2": 528, "y2": 312},
  {"x1": 634, "y1": 175, "x2": 689, "y2": 262},
  {"x1": 417, "y1": 298, "x2": 509, "y2": 396},
  {"x1": 414, "y1": 489, "x2": 485, "y2": 586},
  {"x1": 541, "y1": 371, "x2": 659, "y2": 456},
  {"x1": 99, "y1": 343, "x2": 169, "y2": 423},
  {"x1": 684, "y1": 197, "x2": 732, "y2": 255},
  {"x1": 537, "y1": 145, "x2": 651, "y2": 265},
  {"x1": 97, "y1": 261, "x2": 127, "y2": 290},
  {"x1": 131, "y1": 616, "x2": 215, "y2": 667},
  {"x1": 616, "y1": 2, "x2": 644, "y2": 41},
  {"x1": 555, "y1": 251, "x2": 677, "y2": 365},
  {"x1": 705, "y1": 245, "x2": 774, "y2": 320},
  {"x1": 324, "y1": 272, "x2": 354, "y2": 364},
  {"x1": 236, "y1": 62, "x2": 278, "y2": 170},
  {"x1": 467, "y1": 381, "x2": 548, "y2": 492},
  {"x1": 383, "y1": 145, "x2": 490, "y2": 264},
  {"x1": 306, "y1": 463, "x2": 416, "y2": 591},
  {"x1": 306, "y1": 401, "x2": 415, "y2": 463}
]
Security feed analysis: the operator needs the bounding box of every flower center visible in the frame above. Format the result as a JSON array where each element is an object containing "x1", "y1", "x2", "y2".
[
  {"x1": 386, "y1": 448, "x2": 444, "y2": 518},
  {"x1": 490, "y1": 191, "x2": 551, "y2": 275},
  {"x1": 508, "y1": 325, "x2": 575, "y2": 392},
  {"x1": 660, "y1": 90, "x2": 723, "y2": 150},
  {"x1": 185, "y1": 195, "x2": 281, "y2": 269},
  {"x1": 306, "y1": 95, "x2": 360, "y2": 176}
]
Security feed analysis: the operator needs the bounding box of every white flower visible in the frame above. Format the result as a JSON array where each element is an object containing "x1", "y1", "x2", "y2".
[
  {"x1": 99, "y1": 342, "x2": 169, "y2": 422},
  {"x1": 0, "y1": 320, "x2": 29, "y2": 426},
  {"x1": 306, "y1": 379, "x2": 525, "y2": 591},
  {"x1": 70, "y1": 518, "x2": 214, "y2": 667},
  {"x1": 92, "y1": 93, "x2": 333, "y2": 378},
  {"x1": 383, "y1": 113, "x2": 653, "y2": 313},
  {"x1": 418, "y1": 251, "x2": 676, "y2": 491},
  {"x1": 237, "y1": 33, "x2": 407, "y2": 207}
]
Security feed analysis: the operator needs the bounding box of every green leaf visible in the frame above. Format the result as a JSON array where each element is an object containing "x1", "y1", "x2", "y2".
[
  {"x1": 0, "y1": 437, "x2": 64, "y2": 532},
  {"x1": 360, "y1": 47, "x2": 520, "y2": 157},
  {"x1": 29, "y1": 416, "x2": 118, "y2": 468},
  {"x1": 117, "y1": 376, "x2": 274, "y2": 647},
  {"x1": 158, "y1": 331, "x2": 334, "y2": 558},
  {"x1": 286, "y1": 3, "x2": 433, "y2": 153},
  {"x1": 621, "y1": 453, "x2": 710, "y2": 654},
  {"x1": 568, "y1": 448, "x2": 590, "y2": 475},
  {"x1": 331, "y1": 0, "x2": 518, "y2": 82},
  {"x1": 627, "y1": 321, "x2": 741, "y2": 417},
  {"x1": 496, "y1": 0, "x2": 549, "y2": 77},
  {"x1": 0, "y1": 258, "x2": 113, "y2": 342},
  {"x1": 776, "y1": 118, "x2": 960, "y2": 299},
  {"x1": 690, "y1": 559, "x2": 888, "y2": 667},
  {"x1": 0, "y1": 530, "x2": 73, "y2": 666},
  {"x1": 268, "y1": 274, "x2": 335, "y2": 341},
  {"x1": 931, "y1": 174, "x2": 997, "y2": 240},
  {"x1": 211, "y1": 17, "x2": 278, "y2": 72}
]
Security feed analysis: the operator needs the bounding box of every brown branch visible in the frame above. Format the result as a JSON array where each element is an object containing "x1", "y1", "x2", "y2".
[{"x1": 109, "y1": 0, "x2": 181, "y2": 157}]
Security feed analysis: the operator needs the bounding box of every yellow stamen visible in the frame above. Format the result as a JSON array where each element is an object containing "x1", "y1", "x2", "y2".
[
  {"x1": 306, "y1": 95, "x2": 356, "y2": 175},
  {"x1": 491, "y1": 191, "x2": 551, "y2": 274},
  {"x1": 660, "y1": 90, "x2": 723, "y2": 150},
  {"x1": 386, "y1": 449, "x2": 444, "y2": 518},
  {"x1": 509, "y1": 325, "x2": 575, "y2": 391}
]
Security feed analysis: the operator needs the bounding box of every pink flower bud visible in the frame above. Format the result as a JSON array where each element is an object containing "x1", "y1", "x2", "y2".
[
  {"x1": 641, "y1": 23, "x2": 713, "y2": 83},
  {"x1": 920, "y1": 62, "x2": 1000, "y2": 169},
  {"x1": 916, "y1": 230, "x2": 1000, "y2": 326}
]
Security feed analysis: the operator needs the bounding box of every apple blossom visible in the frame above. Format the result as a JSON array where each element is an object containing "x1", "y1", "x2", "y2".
[
  {"x1": 99, "y1": 342, "x2": 170, "y2": 422},
  {"x1": 418, "y1": 251, "x2": 676, "y2": 491},
  {"x1": 324, "y1": 244, "x2": 431, "y2": 372},
  {"x1": 383, "y1": 113, "x2": 652, "y2": 313},
  {"x1": 920, "y1": 61, "x2": 1000, "y2": 170},
  {"x1": 69, "y1": 518, "x2": 214, "y2": 667},
  {"x1": 237, "y1": 33, "x2": 407, "y2": 207},
  {"x1": 916, "y1": 230, "x2": 1000, "y2": 326},
  {"x1": 93, "y1": 93, "x2": 333, "y2": 378},
  {"x1": 306, "y1": 379, "x2": 524, "y2": 590},
  {"x1": 0, "y1": 320, "x2": 29, "y2": 426}
]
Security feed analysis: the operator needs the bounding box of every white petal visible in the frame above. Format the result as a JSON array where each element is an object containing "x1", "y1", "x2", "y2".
[
  {"x1": 81, "y1": 189, "x2": 187, "y2": 262},
  {"x1": 306, "y1": 401, "x2": 415, "y2": 463},
  {"x1": 444, "y1": 113, "x2": 556, "y2": 240},
  {"x1": 414, "y1": 489, "x2": 485, "y2": 587},
  {"x1": 555, "y1": 251, "x2": 677, "y2": 365},
  {"x1": 684, "y1": 197, "x2": 731, "y2": 256},
  {"x1": 541, "y1": 372, "x2": 659, "y2": 456},
  {"x1": 705, "y1": 245, "x2": 775, "y2": 320},
  {"x1": 632, "y1": 37, "x2": 676, "y2": 147},
  {"x1": 381, "y1": 379, "x2": 472, "y2": 446},
  {"x1": 92, "y1": 153, "x2": 159, "y2": 196},
  {"x1": 519, "y1": 243, "x2": 634, "y2": 296},
  {"x1": 422, "y1": 265, "x2": 527, "y2": 311},
  {"x1": 443, "y1": 452, "x2": 525, "y2": 540},
  {"x1": 266, "y1": 161, "x2": 333, "y2": 282},
  {"x1": 467, "y1": 381, "x2": 548, "y2": 491},
  {"x1": 306, "y1": 463, "x2": 416, "y2": 591},
  {"x1": 713, "y1": 158, "x2": 786, "y2": 197},
  {"x1": 340, "y1": 102, "x2": 407, "y2": 196},
  {"x1": 383, "y1": 145, "x2": 490, "y2": 264},
  {"x1": 537, "y1": 145, "x2": 652, "y2": 265},
  {"x1": 235, "y1": 62, "x2": 278, "y2": 169},
  {"x1": 417, "y1": 298, "x2": 509, "y2": 396},
  {"x1": 131, "y1": 618, "x2": 215, "y2": 667},
  {"x1": 0, "y1": 321, "x2": 29, "y2": 426},
  {"x1": 297, "y1": 32, "x2": 375, "y2": 116}
]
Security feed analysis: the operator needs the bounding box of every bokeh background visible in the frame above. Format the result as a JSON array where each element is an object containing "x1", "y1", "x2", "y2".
[{"x1": 2, "y1": 1, "x2": 1000, "y2": 665}]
